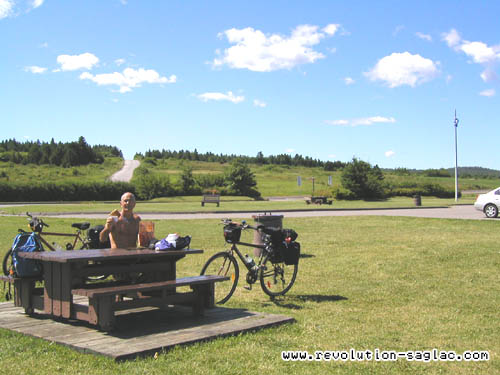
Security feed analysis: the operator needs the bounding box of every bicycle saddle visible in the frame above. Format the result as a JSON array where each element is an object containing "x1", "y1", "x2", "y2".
[{"x1": 72, "y1": 222, "x2": 91, "y2": 230}]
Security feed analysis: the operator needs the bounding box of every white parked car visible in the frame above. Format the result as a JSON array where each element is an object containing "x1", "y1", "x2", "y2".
[{"x1": 474, "y1": 187, "x2": 500, "y2": 218}]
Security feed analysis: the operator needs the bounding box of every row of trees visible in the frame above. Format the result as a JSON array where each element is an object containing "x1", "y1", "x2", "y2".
[
  {"x1": 139, "y1": 149, "x2": 346, "y2": 171},
  {"x1": 132, "y1": 159, "x2": 260, "y2": 200},
  {"x1": 0, "y1": 137, "x2": 122, "y2": 167},
  {"x1": 336, "y1": 158, "x2": 456, "y2": 200},
  {"x1": 132, "y1": 157, "x2": 457, "y2": 201}
]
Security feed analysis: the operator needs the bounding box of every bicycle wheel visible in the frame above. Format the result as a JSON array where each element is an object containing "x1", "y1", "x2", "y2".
[
  {"x1": 2, "y1": 249, "x2": 13, "y2": 276},
  {"x1": 200, "y1": 252, "x2": 239, "y2": 304},
  {"x1": 260, "y1": 257, "x2": 298, "y2": 297}
]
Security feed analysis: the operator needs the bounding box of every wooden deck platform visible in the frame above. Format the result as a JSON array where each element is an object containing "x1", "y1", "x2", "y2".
[{"x1": 0, "y1": 300, "x2": 294, "y2": 361}]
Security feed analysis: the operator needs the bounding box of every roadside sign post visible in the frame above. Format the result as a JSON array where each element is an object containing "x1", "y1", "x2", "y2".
[{"x1": 454, "y1": 110, "x2": 459, "y2": 202}]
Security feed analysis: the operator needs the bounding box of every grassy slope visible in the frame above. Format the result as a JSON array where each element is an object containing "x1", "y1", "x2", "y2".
[
  {"x1": 138, "y1": 159, "x2": 500, "y2": 197},
  {"x1": 0, "y1": 215, "x2": 498, "y2": 374},
  {"x1": 0, "y1": 157, "x2": 123, "y2": 184},
  {"x1": 1, "y1": 157, "x2": 499, "y2": 198}
]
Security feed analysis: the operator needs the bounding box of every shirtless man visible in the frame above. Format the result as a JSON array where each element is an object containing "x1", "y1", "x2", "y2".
[{"x1": 100, "y1": 192, "x2": 141, "y2": 248}]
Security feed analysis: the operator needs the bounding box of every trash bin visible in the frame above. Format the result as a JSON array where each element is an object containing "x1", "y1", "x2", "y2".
[
  {"x1": 413, "y1": 195, "x2": 422, "y2": 206},
  {"x1": 252, "y1": 213, "x2": 283, "y2": 257}
]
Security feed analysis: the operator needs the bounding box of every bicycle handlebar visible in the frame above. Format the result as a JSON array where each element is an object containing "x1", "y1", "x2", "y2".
[
  {"x1": 220, "y1": 218, "x2": 262, "y2": 231},
  {"x1": 26, "y1": 212, "x2": 49, "y2": 230}
]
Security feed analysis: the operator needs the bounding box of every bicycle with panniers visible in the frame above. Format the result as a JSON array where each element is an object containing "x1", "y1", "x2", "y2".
[
  {"x1": 200, "y1": 218, "x2": 300, "y2": 304},
  {"x1": 3, "y1": 213, "x2": 109, "y2": 280}
]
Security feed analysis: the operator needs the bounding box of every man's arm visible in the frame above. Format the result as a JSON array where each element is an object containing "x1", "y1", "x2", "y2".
[{"x1": 100, "y1": 217, "x2": 114, "y2": 243}]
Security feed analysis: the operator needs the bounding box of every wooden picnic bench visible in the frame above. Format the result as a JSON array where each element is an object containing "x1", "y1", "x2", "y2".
[
  {"x1": 201, "y1": 194, "x2": 220, "y2": 207},
  {"x1": 71, "y1": 275, "x2": 228, "y2": 331},
  {"x1": 14, "y1": 248, "x2": 223, "y2": 331},
  {"x1": 305, "y1": 196, "x2": 333, "y2": 205},
  {"x1": 0, "y1": 274, "x2": 43, "y2": 314}
]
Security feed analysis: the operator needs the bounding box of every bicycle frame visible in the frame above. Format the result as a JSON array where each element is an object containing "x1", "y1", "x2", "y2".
[
  {"x1": 227, "y1": 240, "x2": 270, "y2": 274},
  {"x1": 35, "y1": 230, "x2": 85, "y2": 251}
]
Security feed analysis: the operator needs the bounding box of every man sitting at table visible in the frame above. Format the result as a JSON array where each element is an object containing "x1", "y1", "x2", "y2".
[{"x1": 100, "y1": 192, "x2": 141, "y2": 248}]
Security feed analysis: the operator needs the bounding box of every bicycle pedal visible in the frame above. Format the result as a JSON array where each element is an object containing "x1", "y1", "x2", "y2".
[{"x1": 244, "y1": 285, "x2": 252, "y2": 291}]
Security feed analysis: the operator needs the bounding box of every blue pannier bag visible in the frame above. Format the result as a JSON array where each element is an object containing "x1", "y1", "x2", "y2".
[{"x1": 11, "y1": 232, "x2": 44, "y2": 277}]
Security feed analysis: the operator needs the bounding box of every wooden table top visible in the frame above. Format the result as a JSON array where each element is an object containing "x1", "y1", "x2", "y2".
[{"x1": 18, "y1": 248, "x2": 203, "y2": 263}]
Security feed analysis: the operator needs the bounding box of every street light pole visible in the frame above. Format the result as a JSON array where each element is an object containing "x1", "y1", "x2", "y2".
[{"x1": 454, "y1": 110, "x2": 459, "y2": 202}]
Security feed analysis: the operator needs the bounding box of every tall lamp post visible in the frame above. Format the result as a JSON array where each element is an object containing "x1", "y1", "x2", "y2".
[{"x1": 454, "y1": 110, "x2": 459, "y2": 202}]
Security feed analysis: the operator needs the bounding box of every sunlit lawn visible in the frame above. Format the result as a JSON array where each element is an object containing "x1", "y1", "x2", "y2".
[
  {"x1": 0, "y1": 195, "x2": 476, "y2": 216},
  {"x1": 0, "y1": 215, "x2": 498, "y2": 374}
]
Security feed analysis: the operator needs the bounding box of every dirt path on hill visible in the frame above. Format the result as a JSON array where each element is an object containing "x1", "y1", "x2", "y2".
[{"x1": 109, "y1": 160, "x2": 140, "y2": 182}]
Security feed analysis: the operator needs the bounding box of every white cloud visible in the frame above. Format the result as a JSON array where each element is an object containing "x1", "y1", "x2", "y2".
[
  {"x1": 213, "y1": 23, "x2": 339, "y2": 72},
  {"x1": 385, "y1": 150, "x2": 395, "y2": 158},
  {"x1": 323, "y1": 24, "x2": 339, "y2": 36},
  {"x1": 80, "y1": 68, "x2": 176, "y2": 93},
  {"x1": 115, "y1": 58, "x2": 126, "y2": 66},
  {"x1": 253, "y1": 99, "x2": 267, "y2": 107},
  {"x1": 442, "y1": 29, "x2": 500, "y2": 83},
  {"x1": 480, "y1": 69, "x2": 498, "y2": 82},
  {"x1": 442, "y1": 29, "x2": 461, "y2": 47},
  {"x1": 0, "y1": 0, "x2": 13, "y2": 19},
  {"x1": 479, "y1": 89, "x2": 495, "y2": 97},
  {"x1": 344, "y1": 77, "x2": 355, "y2": 85},
  {"x1": 365, "y1": 52, "x2": 439, "y2": 87},
  {"x1": 32, "y1": 0, "x2": 44, "y2": 9},
  {"x1": 459, "y1": 41, "x2": 500, "y2": 64},
  {"x1": 57, "y1": 53, "x2": 99, "y2": 71},
  {"x1": 24, "y1": 65, "x2": 47, "y2": 74},
  {"x1": 416, "y1": 32, "x2": 432, "y2": 42},
  {"x1": 196, "y1": 91, "x2": 244, "y2": 104},
  {"x1": 325, "y1": 116, "x2": 396, "y2": 127}
]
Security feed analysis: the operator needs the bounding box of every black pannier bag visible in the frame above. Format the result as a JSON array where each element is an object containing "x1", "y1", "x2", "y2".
[
  {"x1": 88, "y1": 225, "x2": 111, "y2": 249},
  {"x1": 223, "y1": 223, "x2": 241, "y2": 244},
  {"x1": 261, "y1": 226, "x2": 285, "y2": 246},
  {"x1": 282, "y1": 228, "x2": 298, "y2": 242},
  {"x1": 261, "y1": 227, "x2": 300, "y2": 265},
  {"x1": 280, "y1": 241, "x2": 300, "y2": 265}
]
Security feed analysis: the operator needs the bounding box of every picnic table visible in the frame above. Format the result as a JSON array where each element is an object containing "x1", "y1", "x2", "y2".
[
  {"x1": 7, "y1": 248, "x2": 227, "y2": 331},
  {"x1": 305, "y1": 196, "x2": 332, "y2": 205}
]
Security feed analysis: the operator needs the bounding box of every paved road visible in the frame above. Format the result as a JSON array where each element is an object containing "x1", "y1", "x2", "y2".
[
  {"x1": 109, "y1": 160, "x2": 140, "y2": 182},
  {"x1": 39, "y1": 205, "x2": 491, "y2": 221}
]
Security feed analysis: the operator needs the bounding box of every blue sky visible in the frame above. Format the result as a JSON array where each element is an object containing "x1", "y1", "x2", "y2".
[{"x1": 1, "y1": 1, "x2": 499, "y2": 169}]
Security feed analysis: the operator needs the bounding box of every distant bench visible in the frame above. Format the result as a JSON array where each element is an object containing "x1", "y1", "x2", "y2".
[{"x1": 201, "y1": 194, "x2": 220, "y2": 207}]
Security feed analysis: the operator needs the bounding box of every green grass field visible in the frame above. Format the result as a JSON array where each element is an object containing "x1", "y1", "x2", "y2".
[
  {"x1": 0, "y1": 195, "x2": 478, "y2": 216},
  {"x1": 2, "y1": 158, "x2": 499, "y2": 199},
  {"x1": 138, "y1": 160, "x2": 500, "y2": 197},
  {"x1": 0, "y1": 215, "x2": 498, "y2": 374},
  {"x1": 0, "y1": 157, "x2": 123, "y2": 184}
]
